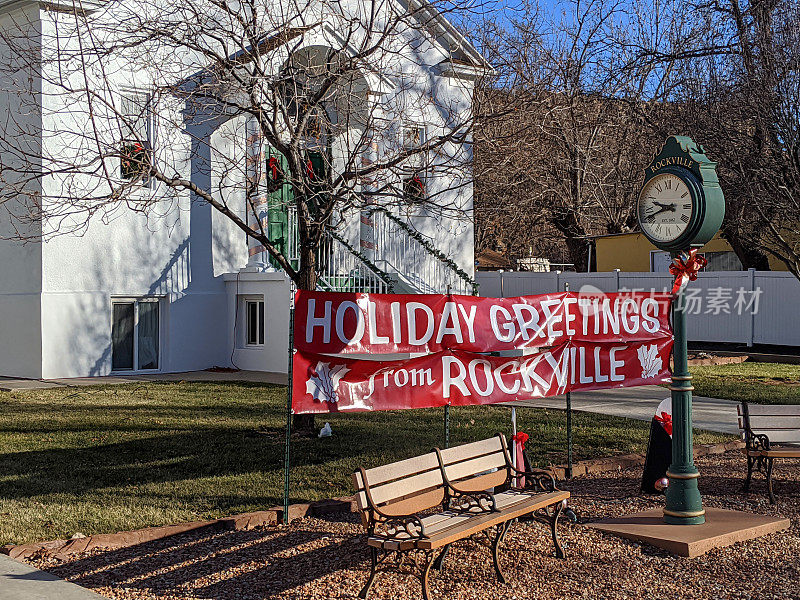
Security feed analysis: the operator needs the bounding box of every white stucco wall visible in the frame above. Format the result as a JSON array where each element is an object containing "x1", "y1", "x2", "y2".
[
  {"x1": 223, "y1": 272, "x2": 291, "y2": 373},
  {"x1": 0, "y1": 0, "x2": 480, "y2": 379},
  {"x1": 0, "y1": 3, "x2": 43, "y2": 378}
]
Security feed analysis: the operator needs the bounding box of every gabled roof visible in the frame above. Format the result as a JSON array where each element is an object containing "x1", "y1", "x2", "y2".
[{"x1": 403, "y1": 0, "x2": 492, "y2": 71}]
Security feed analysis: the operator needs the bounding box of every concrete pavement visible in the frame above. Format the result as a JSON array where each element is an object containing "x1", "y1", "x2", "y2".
[
  {"x1": 0, "y1": 369, "x2": 287, "y2": 391},
  {"x1": 510, "y1": 385, "x2": 741, "y2": 434},
  {"x1": 0, "y1": 373, "x2": 741, "y2": 434},
  {"x1": 0, "y1": 554, "x2": 104, "y2": 600}
]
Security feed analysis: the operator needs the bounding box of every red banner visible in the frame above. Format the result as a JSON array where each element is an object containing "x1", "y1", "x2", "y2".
[
  {"x1": 293, "y1": 290, "x2": 672, "y2": 354},
  {"x1": 292, "y1": 338, "x2": 673, "y2": 414}
]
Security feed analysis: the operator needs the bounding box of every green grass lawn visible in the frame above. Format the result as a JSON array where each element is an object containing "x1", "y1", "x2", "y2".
[
  {"x1": 690, "y1": 361, "x2": 800, "y2": 404},
  {"x1": 0, "y1": 382, "x2": 729, "y2": 545}
]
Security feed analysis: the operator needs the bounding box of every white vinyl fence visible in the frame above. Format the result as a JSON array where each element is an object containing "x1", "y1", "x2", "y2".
[{"x1": 476, "y1": 270, "x2": 800, "y2": 347}]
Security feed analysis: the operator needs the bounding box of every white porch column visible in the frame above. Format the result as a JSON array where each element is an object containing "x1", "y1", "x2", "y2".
[
  {"x1": 244, "y1": 118, "x2": 272, "y2": 271},
  {"x1": 359, "y1": 138, "x2": 380, "y2": 263}
]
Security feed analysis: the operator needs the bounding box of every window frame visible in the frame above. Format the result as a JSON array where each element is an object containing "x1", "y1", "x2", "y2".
[
  {"x1": 119, "y1": 87, "x2": 155, "y2": 185},
  {"x1": 241, "y1": 295, "x2": 265, "y2": 347},
  {"x1": 110, "y1": 297, "x2": 163, "y2": 372}
]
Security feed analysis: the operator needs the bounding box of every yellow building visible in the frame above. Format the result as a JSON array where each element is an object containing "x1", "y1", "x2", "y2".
[{"x1": 591, "y1": 232, "x2": 787, "y2": 272}]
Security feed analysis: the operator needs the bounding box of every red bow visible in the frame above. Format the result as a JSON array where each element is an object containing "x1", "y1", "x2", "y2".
[
  {"x1": 306, "y1": 159, "x2": 315, "y2": 180},
  {"x1": 669, "y1": 248, "x2": 707, "y2": 295},
  {"x1": 655, "y1": 411, "x2": 673, "y2": 436},
  {"x1": 511, "y1": 431, "x2": 529, "y2": 451},
  {"x1": 268, "y1": 156, "x2": 279, "y2": 180}
]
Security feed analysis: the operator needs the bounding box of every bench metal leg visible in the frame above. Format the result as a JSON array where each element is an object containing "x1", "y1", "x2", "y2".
[
  {"x1": 766, "y1": 458, "x2": 776, "y2": 504},
  {"x1": 420, "y1": 550, "x2": 435, "y2": 600},
  {"x1": 432, "y1": 545, "x2": 449, "y2": 571},
  {"x1": 359, "y1": 547, "x2": 379, "y2": 599},
  {"x1": 744, "y1": 455, "x2": 754, "y2": 492},
  {"x1": 491, "y1": 521, "x2": 511, "y2": 584},
  {"x1": 550, "y1": 501, "x2": 565, "y2": 559}
]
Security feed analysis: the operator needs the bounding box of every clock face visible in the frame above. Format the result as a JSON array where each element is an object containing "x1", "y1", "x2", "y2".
[{"x1": 637, "y1": 172, "x2": 694, "y2": 244}]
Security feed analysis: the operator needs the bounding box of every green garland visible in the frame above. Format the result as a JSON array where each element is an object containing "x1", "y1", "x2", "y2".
[
  {"x1": 327, "y1": 229, "x2": 396, "y2": 293},
  {"x1": 372, "y1": 207, "x2": 479, "y2": 295}
]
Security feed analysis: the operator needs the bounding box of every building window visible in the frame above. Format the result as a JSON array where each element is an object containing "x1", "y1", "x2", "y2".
[
  {"x1": 246, "y1": 300, "x2": 265, "y2": 345},
  {"x1": 120, "y1": 90, "x2": 153, "y2": 181},
  {"x1": 704, "y1": 251, "x2": 743, "y2": 271},
  {"x1": 403, "y1": 125, "x2": 426, "y2": 150},
  {"x1": 112, "y1": 299, "x2": 160, "y2": 371},
  {"x1": 651, "y1": 250, "x2": 743, "y2": 272}
]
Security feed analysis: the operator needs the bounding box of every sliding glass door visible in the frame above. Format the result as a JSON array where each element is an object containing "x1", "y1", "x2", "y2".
[{"x1": 111, "y1": 299, "x2": 160, "y2": 371}]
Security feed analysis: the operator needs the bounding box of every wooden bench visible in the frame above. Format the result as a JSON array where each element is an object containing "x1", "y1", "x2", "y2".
[
  {"x1": 738, "y1": 402, "x2": 800, "y2": 503},
  {"x1": 352, "y1": 434, "x2": 569, "y2": 599}
]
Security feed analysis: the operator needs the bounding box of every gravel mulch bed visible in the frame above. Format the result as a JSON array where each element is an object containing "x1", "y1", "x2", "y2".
[{"x1": 27, "y1": 451, "x2": 800, "y2": 600}]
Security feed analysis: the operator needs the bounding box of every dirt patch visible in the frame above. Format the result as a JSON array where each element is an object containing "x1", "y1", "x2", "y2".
[{"x1": 23, "y1": 450, "x2": 799, "y2": 600}]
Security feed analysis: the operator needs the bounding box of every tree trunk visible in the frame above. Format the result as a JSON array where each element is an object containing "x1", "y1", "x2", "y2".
[
  {"x1": 550, "y1": 208, "x2": 590, "y2": 271},
  {"x1": 721, "y1": 223, "x2": 771, "y2": 271},
  {"x1": 293, "y1": 234, "x2": 318, "y2": 435}
]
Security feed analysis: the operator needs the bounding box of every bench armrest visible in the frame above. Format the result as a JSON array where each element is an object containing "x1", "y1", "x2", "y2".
[
  {"x1": 370, "y1": 513, "x2": 429, "y2": 541},
  {"x1": 445, "y1": 488, "x2": 498, "y2": 513},
  {"x1": 432, "y1": 448, "x2": 500, "y2": 514},
  {"x1": 745, "y1": 431, "x2": 772, "y2": 453},
  {"x1": 356, "y1": 467, "x2": 431, "y2": 538},
  {"x1": 510, "y1": 466, "x2": 559, "y2": 492}
]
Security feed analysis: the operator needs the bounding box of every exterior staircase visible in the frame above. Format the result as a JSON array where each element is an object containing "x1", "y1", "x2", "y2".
[{"x1": 286, "y1": 206, "x2": 476, "y2": 295}]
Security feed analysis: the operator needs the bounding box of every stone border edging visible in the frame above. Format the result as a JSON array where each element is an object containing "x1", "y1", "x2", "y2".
[
  {"x1": 547, "y1": 439, "x2": 744, "y2": 479},
  {"x1": 687, "y1": 355, "x2": 748, "y2": 367},
  {"x1": 1, "y1": 497, "x2": 355, "y2": 561},
  {"x1": 2, "y1": 440, "x2": 743, "y2": 561}
]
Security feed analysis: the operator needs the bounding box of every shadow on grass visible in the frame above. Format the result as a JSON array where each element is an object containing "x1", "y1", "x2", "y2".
[{"x1": 44, "y1": 522, "x2": 367, "y2": 599}]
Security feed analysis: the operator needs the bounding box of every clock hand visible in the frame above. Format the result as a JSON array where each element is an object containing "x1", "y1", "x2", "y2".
[
  {"x1": 653, "y1": 201, "x2": 676, "y2": 212},
  {"x1": 647, "y1": 205, "x2": 672, "y2": 218}
]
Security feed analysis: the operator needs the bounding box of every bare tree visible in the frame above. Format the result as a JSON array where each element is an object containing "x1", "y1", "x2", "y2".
[
  {"x1": 473, "y1": 0, "x2": 665, "y2": 271},
  {"x1": 0, "y1": 0, "x2": 485, "y2": 290},
  {"x1": 620, "y1": 0, "x2": 800, "y2": 274}
]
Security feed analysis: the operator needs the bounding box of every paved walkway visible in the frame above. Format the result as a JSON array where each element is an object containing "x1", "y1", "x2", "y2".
[
  {"x1": 1, "y1": 372, "x2": 739, "y2": 434},
  {"x1": 0, "y1": 554, "x2": 103, "y2": 600},
  {"x1": 0, "y1": 369, "x2": 287, "y2": 391},
  {"x1": 510, "y1": 385, "x2": 741, "y2": 434}
]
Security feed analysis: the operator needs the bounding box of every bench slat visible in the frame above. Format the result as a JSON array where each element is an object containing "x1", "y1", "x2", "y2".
[
  {"x1": 751, "y1": 430, "x2": 800, "y2": 444},
  {"x1": 762, "y1": 448, "x2": 800, "y2": 458},
  {"x1": 376, "y1": 489, "x2": 446, "y2": 517},
  {"x1": 437, "y1": 436, "x2": 504, "y2": 464},
  {"x1": 367, "y1": 490, "x2": 569, "y2": 551},
  {"x1": 443, "y1": 452, "x2": 507, "y2": 483},
  {"x1": 360, "y1": 452, "x2": 441, "y2": 487},
  {"x1": 743, "y1": 404, "x2": 800, "y2": 416},
  {"x1": 745, "y1": 415, "x2": 800, "y2": 430},
  {"x1": 450, "y1": 469, "x2": 507, "y2": 492},
  {"x1": 367, "y1": 469, "x2": 444, "y2": 506}
]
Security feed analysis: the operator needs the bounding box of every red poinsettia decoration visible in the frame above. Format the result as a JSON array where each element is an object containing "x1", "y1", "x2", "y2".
[
  {"x1": 511, "y1": 431, "x2": 529, "y2": 451},
  {"x1": 669, "y1": 248, "x2": 708, "y2": 295},
  {"x1": 403, "y1": 175, "x2": 426, "y2": 203},
  {"x1": 120, "y1": 141, "x2": 150, "y2": 179},
  {"x1": 266, "y1": 156, "x2": 284, "y2": 192},
  {"x1": 655, "y1": 411, "x2": 673, "y2": 436}
]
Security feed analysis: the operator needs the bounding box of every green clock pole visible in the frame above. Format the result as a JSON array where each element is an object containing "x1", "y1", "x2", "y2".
[{"x1": 664, "y1": 256, "x2": 705, "y2": 525}]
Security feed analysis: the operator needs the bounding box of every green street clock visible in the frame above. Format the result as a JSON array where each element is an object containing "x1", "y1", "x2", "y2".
[{"x1": 636, "y1": 136, "x2": 725, "y2": 251}]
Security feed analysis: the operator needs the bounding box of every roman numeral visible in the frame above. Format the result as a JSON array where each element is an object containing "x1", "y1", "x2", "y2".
[
  {"x1": 683, "y1": 203, "x2": 691, "y2": 210},
  {"x1": 681, "y1": 214, "x2": 690, "y2": 223},
  {"x1": 665, "y1": 179, "x2": 672, "y2": 189},
  {"x1": 681, "y1": 192, "x2": 688, "y2": 198}
]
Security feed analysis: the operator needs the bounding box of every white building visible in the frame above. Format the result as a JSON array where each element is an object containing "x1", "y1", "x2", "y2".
[{"x1": 0, "y1": 0, "x2": 484, "y2": 379}]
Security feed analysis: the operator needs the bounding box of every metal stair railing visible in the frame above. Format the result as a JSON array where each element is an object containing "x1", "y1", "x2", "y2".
[
  {"x1": 287, "y1": 206, "x2": 393, "y2": 293},
  {"x1": 286, "y1": 204, "x2": 476, "y2": 295},
  {"x1": 372, "y1": 208, "x2": 477, "y2": 295}
]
